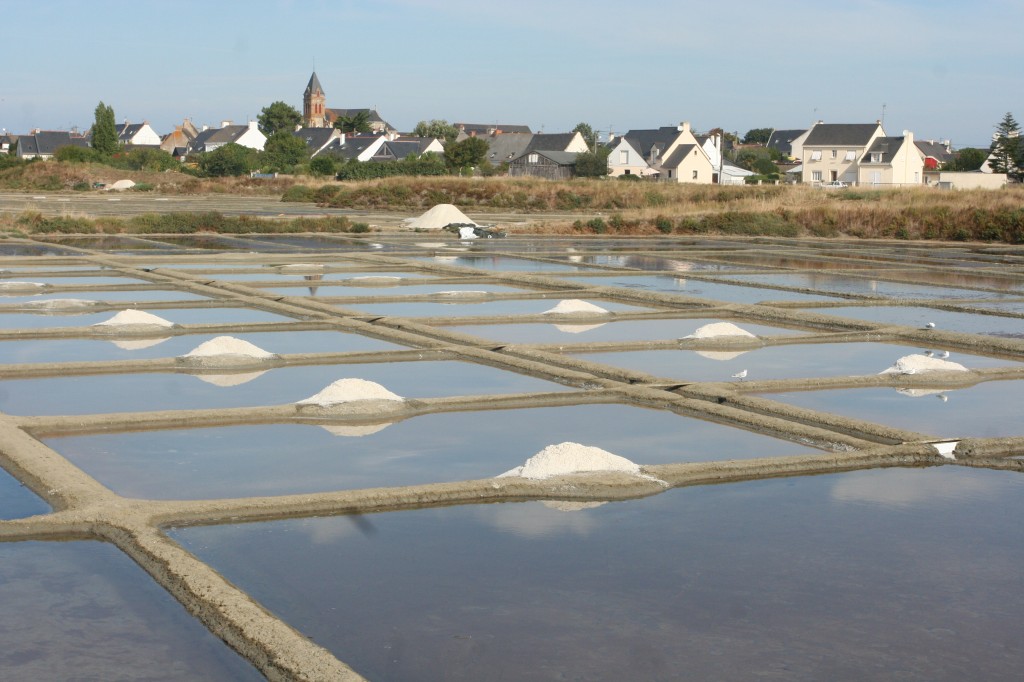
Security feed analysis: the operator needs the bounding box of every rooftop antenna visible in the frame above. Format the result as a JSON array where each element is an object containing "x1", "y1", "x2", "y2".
[{"x1": 881, "y1": 103, "x2": 887, "y2": 127}]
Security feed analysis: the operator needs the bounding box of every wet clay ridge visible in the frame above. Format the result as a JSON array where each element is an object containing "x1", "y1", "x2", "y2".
[{"x1": 1, "y1": 232, "x2": 1024, "y2": 681}]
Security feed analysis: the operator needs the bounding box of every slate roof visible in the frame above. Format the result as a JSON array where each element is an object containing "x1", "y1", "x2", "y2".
[
  {"x1": 293, "y1": 127, "x2": 340, "y2": 153},
  {"x1": 660, "y1": 143, "x2": 698, "y2": 170},
  {"x1": 861, "y1": 136, "x2": 906, "y2": 164},
  {"x1": 621, "y1": 127, "x2": 684, "y2": 161},
  {"x1": 305, "y1": 71, "x2": 324, "y2": 96},
  {"x1": 115, "y1": 123, "x2": 148, "y2": 142},
  {"x1": 456, "y1": 123, "x2": 532, "y2": 135},
  {"x1": 189, "y1": 125, "x2": 254, "y2": 152},
  {"x1": 523, "y1": 133, "x2": 578, "y2": 154},
  {"x1": 321, "y1": 134, "x2": 386, "y2": 160},
  {"x1": 510, "y1": 150, "x2": 579, "y2": 166},
  {"x1": 915, "y1": 140, "x2": 953, "y2": 163},
  {"x1": 18, "y1": 131, "x2": 89, "y2": 156},
  {"x1": 483, "y1": 133, "x2": 534, "y2": 163},
  {"x1": 766, "y1": 129, "x2": 806, "y2": 155},
  {"x1": 804, "y1": 123, "x2": 881, "y2": 147}
]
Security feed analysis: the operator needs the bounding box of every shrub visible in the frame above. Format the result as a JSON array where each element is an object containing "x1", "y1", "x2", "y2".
[
  {"x1": 309, "y1": 156, "x2": 336, "y2": 177},
  {"x1": 281, "y1": 185, "x2": 315, "y2": 202},
  {"x1": 654, "y1": 215, "x2": 674, "y2": 234},
  {"x1": 350, "y1": 222, "x2": 370, "y2": 233}
]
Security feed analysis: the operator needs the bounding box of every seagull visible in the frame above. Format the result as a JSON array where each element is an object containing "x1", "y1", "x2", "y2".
[
  {"x1": 731, "y1": 369, "x2": 748, "y2": 381},
  {"x1": 937, "y1": 350, "x2": 950, "y2": 359},
  {"x1": 923, "y1": 350, "x2": 934, "y2": 357},
  {"x1": 924, "y1": 322, "x2": 936, "y2": 329},
  {"x1": 936, "y1": 394, "x2": 949, "y2": 402}
]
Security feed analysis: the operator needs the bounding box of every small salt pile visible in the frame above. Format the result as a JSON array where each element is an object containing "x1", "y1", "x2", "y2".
[
  {"x1": 181, "y1": 336, "x2": 276, "y2": 361},
  {"x1": 296, "y1": 378, "x2": 404, "y2": 407},
  {"x1": 498, "y1": 441, "x2": 646, "y2": 480},
  {"x1": 93, "y1": 310, "x2": 175, "y2": 328},
  {"x1": 437, "y1": 290, "x2": 488, "y2": 297},
  {"x1": 0, "y1": 281, "x2": 49, "y2": 293},
  {"x1": 683, "y1": 322, "x2": 757, "y2": 339},
  {"x1": 279, "y1": 263, "x2": 324, "y2": 273},
  {"x1": 349, "y1": 275, "x2": 401, "y2": 283},
  {"x1": 20, "y1": 298, "x2": 98, "y2": 310},
  {"x1": 542, "y1": 300, "x2": 610, "y2": 315},
  {"x1": 880, "y1": 354, "x2": 968, "y2": 375}
]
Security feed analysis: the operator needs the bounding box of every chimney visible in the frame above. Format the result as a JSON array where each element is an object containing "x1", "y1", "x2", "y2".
[
  {"x1": 678, "y1": 121, "x2": 691, "y2": 133},
  {"x1": 903, "y1": 130, "x2": 913, "y2": 145},
  {"x1": 221, "y1": 120, "x2": 232, "y2": 128},
  {"x1": 248, "y1": 120, "x2": 258, "y2": 131}
]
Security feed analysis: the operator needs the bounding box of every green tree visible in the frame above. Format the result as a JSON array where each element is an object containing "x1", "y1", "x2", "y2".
[
  {"x1": 989, "y1": 112, "x2": 1023, "y2": 180},
  {"x1": 197, "y1": 143, "x2": 258, "y2": 177},
  {"x1": 572, "y1": 122, "x2": 598, "y2": 151},
  {"x1": 333, "y1": 111, "x2": 372, "y2": 134},
  {"x1": 309, "y1": 155, "x2": 337, "y2": 177},
  {"x1": 444, "y1": 136, "x2": 488, "y2": 170},
  {"x1": 742, "y1": 128, "x2": 773, "y2": 145},
  {"x1": 91, "y1": 101, "x2": 118, "y2": 156},
  {"x1": 413, "y1": 119, "x2": 459, "y2": 142},
  {"x1": 55, "y1": 145, "x2": 101, "y2": 163},
  {"x1": 574, "y1": 147, "x2": 610, "y2": 177},
  {"x1": 261, "y1": 133, "x2": 309, "y2": 172},
  {"x1": 258, "y1": 101, "x2": 302, "y2": 137},
  {"x1": 946, "y1": 147, "x2": 987, "y2": 172}
]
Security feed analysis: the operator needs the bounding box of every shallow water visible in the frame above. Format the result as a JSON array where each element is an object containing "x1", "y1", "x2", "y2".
[
  {"x1": 0, "y1": 542, "x2": 260, "y2": 680},
  {"x1": 410, "y1": 255, "x2": 597, "y2": 272},
  {"x1": 449, "y1": 317, "x2": 805, "y2": 345},
  {"x1": 0, "y1": 289, "x2": 210, "y2": 304},
  {"x1": 0, "y1": 467, "x2": 49, "y2": 520},
  {"x1": 265, "y1": 282, "x2": 533, "y2": 298},
  {"x1": 806, "y1": 306, "x2": 1024, "y2": 337},
  {"x1": 191, "y1": 269, "x2": 437, "y2": 282},
  {"x1": 0, "y1": 306, "x2": 298, "y2": 330},
  {"x1": 575, "y1": 341, "x2": 1016, "y2": 383},
  {"x1": 340, "y1": 298, "x2": 657, "y2": 318},
  {"x1": 561, "y1": 274, "x2": 843, "y2": 303},
  {"x1": 0, "y1": 275, "x2": 151, "y2": 286},
  {"x1": 0, "y1": 329, "x2": 403, "y2": 364},
  {"x1": 763, "y1": 379, "x2": 1024, "y2": 438},
  {"x1": 45, "y1": 403, "x2": 816, "y2": 499},
  {"x1": 723, "y1": 273, "x2": 1018, "y2": 300},
  {"x1": 170, "y1": 467, "x2": 1024, "y2": 681},
  {"x1": 0, "y1": 359, "x2": 567, "y2": 416}
]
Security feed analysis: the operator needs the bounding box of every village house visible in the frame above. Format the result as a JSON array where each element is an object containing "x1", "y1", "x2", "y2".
[
  {"x1": 301, "y1": 72, "x2": 395, "y2": 133},
  {"x1": 800, "y1": 121, "x2": 885, "y2": 185},
  {"x1": 15, "y1": 130, "x2": 89, "y2": 160},
  {"x1": 508, "y1": 150, "x2": 580, "y2": 180},
  {"x1": 455, "y1": 123, "x2": 531, "y2": 138},
  {"x1": 857, "y1": 131, "x2": 925, "y2": 187},
  {"x1": 766, "y1": 128, "x2": 809, "y2": 161},
  {"x1": 115, "y1": 121, "x2": 161, "y2": 147},
  {"x1": 161, "y1": 119, "x2": 199, "y2": 158},
  {"x1": 605, "y1": 123, "x2": 713, "y2": 183},
  {"x1": 370, "y1": 136, "x2": 444, "y2": 162},
  {"x1": 187, "y1": 121, "x2": 266, "y2": 154}
]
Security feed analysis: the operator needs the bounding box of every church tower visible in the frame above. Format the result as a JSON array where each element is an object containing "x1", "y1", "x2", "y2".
[{"x1": 303, "y1": 72, "x2": 326, "y2": 128}]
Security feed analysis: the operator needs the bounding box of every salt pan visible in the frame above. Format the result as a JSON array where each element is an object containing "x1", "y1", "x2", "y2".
[
  {"x1": 542, "y1": 300, "x2": 610, "y2": 315},
  {"x1": 296, "y1": 378, "x2": 404, "y2": 406},
  {"x1": 683, "y1": 322, "x2": 756, "y2": 339},
  {"x1": 19, "y1": 298, "x2": 98, "y2": 310},
  {"x1": 320, "y1": 423, "x2": 393, "y2": 437},
  {"x1": 880, "y1": 354, "x2": 968, "y2": 375},
  {"x1": 0, "y1": 281, "x2": 49, "y2": 292}
]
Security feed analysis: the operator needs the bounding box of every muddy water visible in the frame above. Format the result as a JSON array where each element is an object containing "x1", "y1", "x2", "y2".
[
  {"x1": 0, "y1": 542, "x2": 261, "y2": 680},
  {"x1": 45, "y1": 403, "x2": 817, "y2": 499},
  {"x1": 170, "y1": 467, "x2": 1024, "y2": 681}
]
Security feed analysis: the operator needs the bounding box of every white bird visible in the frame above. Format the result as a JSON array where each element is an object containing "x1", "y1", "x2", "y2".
[
  {"x1": 937, "y1": 350, "x2": 950, "y2": 359},
  {"x1": 924, "y1": 322, "x2": 936, "y2": 329},
  {"x1": 923, "y1": 350, "x2": 934, "y2": 357},
  {"x1": 936, "y1": 394, "x2": 949, "y2": 402},
  {"x1": 731, "y1": 369, "x2": 748, "y2": 381}
]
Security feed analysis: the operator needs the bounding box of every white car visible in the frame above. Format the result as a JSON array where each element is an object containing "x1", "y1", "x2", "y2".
[{"x1": 819, "y1": 181, "x2": 849, "y2": 189}]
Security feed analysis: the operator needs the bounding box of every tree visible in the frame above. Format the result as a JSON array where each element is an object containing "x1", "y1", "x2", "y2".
[
  {"x1": 258, "y1": 101, "x2": 302, "y2": 137},
  {"x1": 444, "y1": 136, "x2": 488, "y2": 170},
  {"x1": 575, "y1": 147, "x2": 610, "y2": 178},
  {"x1": 413, "y1": 119, "x2": 459, "y2": 143},
  {"x1": 333, "y1": 111, "x2": 372, "y2": 134},
  {"x1": 91, "y1": 101, "x2": 118, "y2": 156},
  {"x1": 261, "y1": 133, "x2": 309, "y2": 172},
  {"x1": 989, "y1": 112, "x2": 1023, "y2": 181},
  {"x1": 197, "y1": 143, "x2": 258, "y2": 177},
  {"x1": 572, "y1": 122, "x2": 598, "y2": 151},
  {"x1": 742, "y1": 128, "x2": 773, "y2": 145},
  {"x1": 309, "y1": 155, "x2": 337, "y2": 177},
  {"x1": 946, "y1": 147, "x2": 987, "y2": 172}
]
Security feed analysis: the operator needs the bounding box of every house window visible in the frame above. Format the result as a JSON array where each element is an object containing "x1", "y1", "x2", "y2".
[
  {"x1": 845, "y1": 150, "x2": 856, "y2": 161},
  {"x1": 812, "y1": 170, "x2": 823, "y2": 182},
  {"x1": 810, "y1": 150, "x2": 822, "y2": 161},
  {"x1": 668, "y1": 170, "x2": 673, "y2": 178},
  {"x1": 871, "y1": 152, "x2": 882, "y2": 163},
  {"x1": 528, "y1": 153, "x2": 538, "y2": 164},
  {"x1": 831, "y1": 149, "x2": 837, "y2": 158},
  {"x1": 692, "y1": 170, "x2": 698, "y2": 180},
  {"x1": 619, "y1": 150, "x2": 628, "y2": 164}
]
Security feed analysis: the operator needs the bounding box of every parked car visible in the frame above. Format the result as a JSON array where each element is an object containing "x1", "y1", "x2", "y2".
[{"x1": 819, "y1": 181, "x2": 849, "y2": 189}]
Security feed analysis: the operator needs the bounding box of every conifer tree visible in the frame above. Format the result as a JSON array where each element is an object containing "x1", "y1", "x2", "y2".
[
  {"x1": 91, "y1": 101, "x2": 118, "y2": 156},
  {"x1": 989, "y1": 112, "x2": 1022, "y2": 180}
]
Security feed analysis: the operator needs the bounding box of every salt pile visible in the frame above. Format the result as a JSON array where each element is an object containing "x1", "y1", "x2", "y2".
[
  {"x1": 498, "y1": 441, "x2": 647, "y2": 480},
  {"x1": 107, "y1": 179, "x2": 136, "y2": 191},
  {"x1": 296, "y1": 378, "x2": 404, "y2": 407},
  {"x1": 542, "y1": 300, "x2": 610, "y2": 315},
  {"x1": 92, "y1": 309, "x2": 175, "y2": 328},
  {"x1": 181, "y1": 336, "x2": 277, "y2": 361},
  {"x1": 404, "y1": 203, "x2": 477, "y2": 230},
  {"x1": 19, "y1": 298, "x2": 99, "y2": 310},
  {"x1": 438, "y1": 290, "x2": 488, "y2": 297},
  {"x1": 683, "y1": 322, "x2": 757, "y2": 339},
  {"x1": 279, "y1": 263, "x2": 324, "y2": 273},
  {"x1": 0, "y1": 281, "x2": 49, "y2": 293},
  {"x1": 880, "y1": 354, "x2": 968, "y2": 375}
]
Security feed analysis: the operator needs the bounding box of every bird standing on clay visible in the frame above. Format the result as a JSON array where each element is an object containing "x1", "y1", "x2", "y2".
[
  {"x1": 924, "y1": 322, "x2": 936, "y2": 329},
  {"x1": 731, "y1": 369, "x2": 748, "y2": 381}
]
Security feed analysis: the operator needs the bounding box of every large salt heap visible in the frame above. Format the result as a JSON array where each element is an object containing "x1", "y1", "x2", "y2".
[
  {"x1": 542, "y1": 300, "x2": 610, "y2": 315},
  {"x1": 498, "y1": 442, "x2": 647, "y2": 480},
  {"x1": 880, "y1": 354, "x2": 968, "y2": 375},
  {"x1": 296, "y1": 378, "x2": 404, "y2": 407},
  {"x1": 178, "y1": 336, "x2": 278, "y2": 367},
  {"x1": 92, "y1": 309, "x2": 176, "y2": 332},
  {"x1": 404, "y1": 204, "x2": 477, "y2": 230}
]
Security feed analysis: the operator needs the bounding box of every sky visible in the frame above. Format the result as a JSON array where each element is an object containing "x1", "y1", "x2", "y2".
[{"x1": 3, "y1": 0, "x2": 1022, "y2": 149}]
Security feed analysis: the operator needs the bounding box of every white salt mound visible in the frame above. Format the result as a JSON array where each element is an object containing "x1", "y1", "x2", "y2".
[
  {"x1": 405, "y1": 203, "x2": 477, "y2": 230},
  {"x1": 20, "y1": 298, "x2": 98, "y2": 310},
  {"x1": 107, "y1": 179, "x2": 136, "y2": 191},
  {"x1": 93, "y1": 310, "x2": 174, "y2": 327},
  {"x1": 182, "y1": 336, "x2": 275, "y2": 360},
  {"x1": 880, "y1": 354, "x2": 968, "y2": 375},
  {"x1": 296, "y1": 378, "x2": 404, "y2": 406},
  {"x1": 498, "y1": 442, "x2": 642, "y2": 480},
  {"x1": 0, "y1": 281, "x2": 48, "y2": 291},
  {"x1": 279, "y1": 263, "x2": 324, "y2": 273},
  {"x1": 684, "y1": 322, "x2": 757, "y2": 339},
  {"x1": 542, "y1": 300, "x2": 610, "y2": 315},
  {"x1": 438, "y1": 290, "x2": 487, "y2": 297}
]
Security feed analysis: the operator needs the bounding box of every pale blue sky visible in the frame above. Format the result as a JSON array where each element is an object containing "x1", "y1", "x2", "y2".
[{"x1": 3, "y1": 0, "x2": 1021, "y2": 148}]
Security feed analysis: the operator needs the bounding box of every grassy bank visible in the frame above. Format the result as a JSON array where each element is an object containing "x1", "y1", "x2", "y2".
[{"x1": 4, "y1": 212, "x2": 368, "y2": 235}]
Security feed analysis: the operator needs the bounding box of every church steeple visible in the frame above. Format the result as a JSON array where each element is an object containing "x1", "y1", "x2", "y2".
[{"x1": 303, "y1": 72, "x2": 327, "y2": 128}]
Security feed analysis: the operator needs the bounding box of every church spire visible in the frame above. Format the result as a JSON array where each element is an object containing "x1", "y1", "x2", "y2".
[{"x1": 303, "y1": 71, "x2": 327, "y2": 128}]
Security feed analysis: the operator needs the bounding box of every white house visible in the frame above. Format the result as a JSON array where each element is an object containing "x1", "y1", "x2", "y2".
[
  {"x1": 606, "y1": 137, "x2": 655, "y2": 177},
  {"x1": 800, "y1": 122, "x2": 885, "y2": 185},
  {"x1": 116, "y1": 121, "x2": 162, "y2": 146},
  {"x1": 856, "y1": 131, "x2": 926, "y2": 187},
  {"x1": 188, "y1": 121, "x2": 267, "y2": 154}
]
